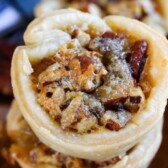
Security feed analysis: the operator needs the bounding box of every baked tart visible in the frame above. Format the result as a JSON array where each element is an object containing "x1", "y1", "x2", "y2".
[
  {"x1": 35, "y1": 0, "x2": 168, "y2": 36},
  {"x1": 35, "y1": 0, "x2": 103, "y2": 18},
  {"x1": 11, "y1": 10, "x2": 168, "y2": 160},
  {"x1": 6, "y1": 101, "x2": 162, "y2": 168}
]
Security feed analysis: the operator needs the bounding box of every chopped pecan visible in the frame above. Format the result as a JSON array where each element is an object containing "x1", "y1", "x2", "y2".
[
  {"x1": 105, "y1": 119, "x2": 121, "y2": 131},
  {"x1": 37, "y1": 84, "x2": 64, "y2": 119},
  {"x1": 61, "y1": 94, "x2": 84, "y2": 130},
  {"x1": 44, "y1": 148, "x2": 56, "y2": 155},
  {"x1": 129, "y1": 96, "x2": 141, "y2": 104},
  {"x1": 76, "y1": 116, "x2": 98, "y2": 133},
  {"x1": 38, "y1": 63, "x2": 67, "y2": 88},
  {"x1": 102, "y1": 110, "x2": 132, "y2": 131},
  {"x1": 60, "y1": 92, "x2": 100, "y2": 132},
  {"x1": 124, "y1": 96, "x2": 142, "y2": 112},
  {"x1": 104, "y1": 96, "x2": 142, "y2": 112},
  {"x1": 104, "y1": 97, "x2": 128, "y2": 111},
  {"x1": 101, "y1": 31, "x2": 118, "y2": 39},
  {"x1": 32, "y1": 57, "x2": 56, "y2": 83},
  {"x1": 75, "y1": 55, "x2": 93, "y2": 73},
  {"x1": 129, "y1": 40, "x2": 147, "y2": 80},
  {"x1": 90, "y1": 32, "x2": 128, "y2": 61},
  {"x1": 60, "y1": 99, "x2": 72, "y2": 111}
]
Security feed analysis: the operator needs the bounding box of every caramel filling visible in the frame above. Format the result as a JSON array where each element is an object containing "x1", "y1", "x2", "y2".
[{"x1": 31, "y1": 29, "x2": 148, "y2": 133}]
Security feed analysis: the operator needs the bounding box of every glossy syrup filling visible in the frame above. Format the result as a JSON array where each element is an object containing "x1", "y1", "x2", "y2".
[{"x1": 31, "y1": 27, "x2": 148, "y2": 133}]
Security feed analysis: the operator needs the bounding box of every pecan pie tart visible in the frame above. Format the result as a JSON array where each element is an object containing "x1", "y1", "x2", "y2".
[
  {"x1": 35, "y1": 0, "x2": 168, "y2": 36},
  {"x1": 6, "y1": 101, "x2": 162, "y2": 168},
  {"x1": 11, "y1": 10, "x2": 168, "y2": 160}
]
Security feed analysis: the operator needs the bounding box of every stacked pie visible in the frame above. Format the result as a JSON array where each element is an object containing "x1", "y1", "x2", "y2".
[
  {"x1": 7, "y1": 101, "x2": 163, "y2": 168},
  {"x1": 9, "y1": 9, "x2": 168, "y2": 167},
  {"x1": 35, "y1": 0, "x2": 168, "y2": 36}
]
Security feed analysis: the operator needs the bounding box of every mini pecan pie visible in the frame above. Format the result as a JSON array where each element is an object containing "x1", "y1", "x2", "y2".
[
  {"x1": 11, "y1": 10, "x2": 168, "y2": 160},
  {"x1": 6, "y1": 101, "x2": 162, "y2": 168},
  {"x1": 35, "y1": 0, "x2": 103, "y2": 17},
  {"x1": 35, "y1": 0, "x2": 168, "y2": 36}
]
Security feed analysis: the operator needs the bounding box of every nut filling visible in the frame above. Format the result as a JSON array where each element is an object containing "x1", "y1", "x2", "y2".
[{"x1": 31, "y1": 30, "x2": 148, "y2": 133}]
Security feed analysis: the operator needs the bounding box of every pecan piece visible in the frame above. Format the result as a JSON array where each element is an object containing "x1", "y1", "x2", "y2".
[
  {"x1": 129, "y1": 96, "x2": 141, "y2": 104},
  {"x1": 104, "y1": 96, "x2": 142, "y2": 113},
  {"x1": 129, "y1": 40, "x2": 147, "y2": 80},
  {"x1": 60, "y1": 99, "x2": 71, "y2": 111},
  {"x1": 32, "y1": 57, "x2": 56, "y2": 82},
  {"x1": 101, "y1": 110, "x2": 132, "y2": 131},
  {"x1": 105, "y1": 119, "x2": 121, "y2": 131},
  {"x1": 124, "y1": 96, "x2": 142, "y2": 112},
  {"x1": 101, "y1": 31, "x2": 118, "y2": 39},
  {"x1": 44, "y1": 148, "x2": 56, "y2": 155},
  {"x1": 104, "y1": 97, "x2": 128, "y2": 111},
  {"x1": 75, "y1": 55, "x2": 93, "y2": 73},
  {"x1": 101, "y1": 31, "x2": 127, "y2": 42}
]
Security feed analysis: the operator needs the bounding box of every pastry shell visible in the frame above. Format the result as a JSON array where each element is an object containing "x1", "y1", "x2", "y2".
[{"x1": 11, "y1": 10, "x2": 168, "y2": 160}]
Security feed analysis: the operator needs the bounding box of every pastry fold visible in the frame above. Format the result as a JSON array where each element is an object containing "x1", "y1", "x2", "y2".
[
  {"x1": 11, "y1": 9, "x2": 168, "y2": 160},
  {"x1": 7, "y1": 101, "x2": 163, "y2": 168}
]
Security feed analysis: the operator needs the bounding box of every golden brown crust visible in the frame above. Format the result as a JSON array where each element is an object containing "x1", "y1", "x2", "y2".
[{"x1": 11, "y1": 10, "x2": 168, "y2": 160}]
